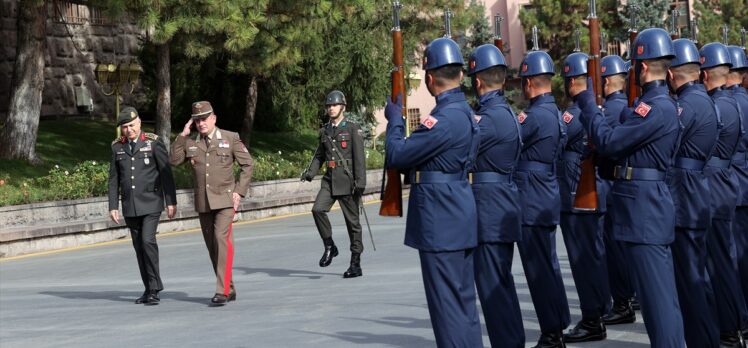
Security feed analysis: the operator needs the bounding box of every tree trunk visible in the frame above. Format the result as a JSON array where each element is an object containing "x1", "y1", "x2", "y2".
[
  {"x1": 240, "y1": 75, "x2": 257, "y2": 145},
  {"x1": 0, "y1": 0, "x2": 47, "y2": 164},
  {"x1": 155, "y1": 42, "x2": 171, "y2": 148}
]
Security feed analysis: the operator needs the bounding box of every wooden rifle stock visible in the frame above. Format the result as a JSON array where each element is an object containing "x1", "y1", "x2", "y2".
[
  {"x1": 573, "y1": 1, "x2": 601, "y2": 211},
  {"x1": 494, "y1": 14, "x2": 504, "y2": 52},
  {"x1": 380, "y1": 1, "x2": 405, "y2": 217}
]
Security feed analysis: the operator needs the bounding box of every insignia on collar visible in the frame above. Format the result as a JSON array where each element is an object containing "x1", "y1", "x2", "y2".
[
  {"x1": 677, "y1": 107, "x2": 683, "y2": 116},
  {"x1": 562, "y1": 111, "x2": 574, "y2": 124},
  {"x1": 634, "y1": 102, "x2": 651, "y2": 117},
  {"x1": 517, "y1": 111, "x2": 527, "y2": 124},
  {"x1": 420, "y1": 115, "x2": 438, "y2": 129}
]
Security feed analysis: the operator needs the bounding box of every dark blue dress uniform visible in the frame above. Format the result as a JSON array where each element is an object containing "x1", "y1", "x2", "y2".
[
  {"x1": 472, "y1": 89, "x2": 524, "y2": 347},
  {"x1": 665, "y1": 38, "x2": 721, "y2": 348},
  {"x1": 514, "y1": 90, "x2": 571, "y2": 336},
  {"x1": 577, "y1": 77, "x2": 685, "y2": 346}
]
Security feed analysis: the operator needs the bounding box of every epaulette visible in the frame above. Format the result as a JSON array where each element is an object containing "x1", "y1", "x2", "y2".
[
  {"x1": 144, "y1": 132, "x2": 159, "y2": 141},
  {"x1": 112, "y1": 136, "x2": 125, "y2": 145}
]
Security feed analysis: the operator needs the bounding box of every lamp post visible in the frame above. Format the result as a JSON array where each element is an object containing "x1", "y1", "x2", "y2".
[
  {"x1": 405, "y1": 70, "x2": 421, "y2": 94},
  {"x1": 94, "y1": 61, "x2": 142, "y2": 136}
]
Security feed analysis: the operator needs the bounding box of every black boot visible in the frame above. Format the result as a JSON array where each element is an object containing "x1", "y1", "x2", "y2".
[
  {"x1": 602, "y1": 301, "x2": 636, "y2": 325},
  {"x1": 343, "y1": 253, "x2": 362, "y2": 278},
  {"x1": 630, "y1": 296, "x2": 640, "y2": 310},
  {"x1": 319, "y1": 239, "x2": 338, "y2": 267},
  {"x1": 720, "y1": 331, "x2": 742, "y2": 348},
  {"x1": 533, "y1": 331, "x2": 565, "y2": 348},
  {"x1": 564, "y1": 318, "x2": 606, "y2": 342}
]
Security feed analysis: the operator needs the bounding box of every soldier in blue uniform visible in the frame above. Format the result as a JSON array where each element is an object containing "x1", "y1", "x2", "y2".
[
  {"x1": 726, "y1": 47, "x2": 748, "y2": 337},
  {"x1": 467, "y1": 44, "x2": 524, "y2": 348},
  {"x1": 575, "y1": 28, "x2": 685, "y2": 347},
  {"x1": 700, "y1": 42, "x2": 748, "y2": 348},
  {"x1": 514, "y1": 49, "x2": 570, "y2": 347},
  {"x1": 557, "y1": 52, "x2": 611, "y2": 343},
  {"x1": 384, "y1": 37, "x2": 482, "y2": 347},
  {"x1": 598, "y1": 55, "x2": 638, "y2": 325},
  {"x1": 666, "y1": 38, "x2": 720, "y2": 348}
]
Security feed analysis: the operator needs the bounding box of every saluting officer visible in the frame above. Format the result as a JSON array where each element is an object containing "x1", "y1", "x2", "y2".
[
  {"x1": 514, "y1": 49, "x2": 570, "y2": 347},
  {"x1": 558, "y1": 52, "x2": 611, "y2": 343},
  {"x1": 666, "y1": 38, "x2": 720, "y2": 347},
  {"x1": 699, "y1": 42, "x2": 748, "y2": 347},
  {"x1": 467, "y1": 44, "x2": 525, "y2": 347},
  {"x1": 108, "y1": 106, "x2": 177, "y2": 305},
  {"x1": 576, "y1": 28, "x2": 685, "y2": 346},
  {"x1": 170, "y1": 101, "x2": 254, "y2": 305},
  {"x1": 301, "y1": 90, "x2": 366, "y2": 279},
  {"x1": 384, "y1": 37, "x2": 482, "y2": 347},
  {"x1": 598, "y1": 55, "x2": 638, "y2": 325},
  {"x1": 725, "y1": 46, "x2": 748, "y2": 325}
]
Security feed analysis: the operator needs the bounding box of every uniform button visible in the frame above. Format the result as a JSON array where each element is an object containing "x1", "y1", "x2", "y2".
[
  {"x1": 131, "y1": 176, "x2": 134, "y2": 179},
  {"x1": 206, "y1": 184, "x2": 210, "y2": 187},
  {"x1": 132, "y1": 185, "x2": 135, "y2": 189},
  {"x1": 206, "y1": 163, "x2": 210, "y2": 167},
  {"x1": 228, "y1": 189, "x2": 231, "y2": 192},
  {"x1": 206, "y1": 173, "x2": 209, "y2": 177},
  {"x1": 206, "y1": 153, "x2": 210, "y2": 157},
  {"x1": 131, "y1": 167, "x2": 135, "y2": 170},
  {"x1": 131, "y1": 157, "x2": 135, "y2": 161}
]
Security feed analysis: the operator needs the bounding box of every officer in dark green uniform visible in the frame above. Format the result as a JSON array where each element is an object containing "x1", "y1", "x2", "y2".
[
  {"x1": 108, "y1": 106, "x2": 177, "y2": 305},
  {"x1": 302, "y1": 90, "x2": 366, "y2": 278}
]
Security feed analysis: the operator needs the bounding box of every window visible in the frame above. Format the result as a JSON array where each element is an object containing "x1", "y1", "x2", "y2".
[
  {"x1": 48, "y1": 1, "x2": 110, "y2": 26},
  {"x1": 407, "y1": 108, "x2": 421, "y2": 133}
]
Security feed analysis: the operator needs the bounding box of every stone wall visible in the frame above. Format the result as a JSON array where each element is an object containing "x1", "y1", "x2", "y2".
[{"x1": 0, "y1": 0, "x2": 147, "y2": 120}]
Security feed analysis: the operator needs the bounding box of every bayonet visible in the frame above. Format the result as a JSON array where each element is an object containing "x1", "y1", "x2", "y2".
[
  {"x1": 391, "y1": 0, "x2": 401, "y2": 31},
  {"x1": 670, "y1": 9, "x2": 679, "y2": 37},
  {"x1": 532, "y1": 25, "x2": 539, "y2": 51},
  {"x1": 601, "y1": 32, "x2": 608, "y2": 55},
  {"x1": 741, "y1": 27, "x2": 746, "y2": 49},
  {"x1": 494, "y1": 14, "x2": 504, "y2": 51},
  {"x1": 443, "y1": 7, "x2": 453, "y2": 38},
  {"x1": 722, "y1": 24, "x2": 729, "y2": 45},
  {"x1": 628, "y1": 5, "x2": 638, "y2": 34},
  {"x1": 573, "y1": 28, "x2": 581, "y2": 52},
  {"x1": 691, "y1": 19, "x2": 698, "y2": 44}
]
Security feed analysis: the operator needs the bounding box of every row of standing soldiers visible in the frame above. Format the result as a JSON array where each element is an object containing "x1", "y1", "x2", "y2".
[{"x1": 383, "y1": 28, "x2": 748, "y2": 348}]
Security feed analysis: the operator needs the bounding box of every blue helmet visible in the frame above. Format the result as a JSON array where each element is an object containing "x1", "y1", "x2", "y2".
[
  {"x1": 727, "y1": 46, "x2": 748, "y2": 70},
  {"x1": 519, "y1": 51, "x2": 555, "y2": 77},
  {"x1": 423, "y1": 37, "x2": 464, "y2": 71},
  {"x1": 563, "y1": 52, "x2": 589, "y2": 77},
  {"x1": 699, "y1": 42, "x2": 732, "y2": 69},
  {"x1": 467, "y1": 44, "x2": 507, "y2": 76},
  {"x1": 671, "y1": 38, "x2": 701, "y2": 68},
  {"x1": 601, "y1": 55, "x2": 627, "y2": 77},
  {"x1": 632, "y1": 28, "x2": 675, "y2": 60}
]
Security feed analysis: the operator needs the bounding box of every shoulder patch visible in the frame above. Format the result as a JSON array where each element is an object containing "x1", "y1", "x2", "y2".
[
  {"x1": 144, "y1": 132, "x2": 159, "y2": 141},
  {"x1": 634, "y1": 102, "x2": 651, "y2": 117},
  {"x1": 474, "y1": 114, "x2": 482, "y2": 123},
  {"x1": 112, "y1": 136, "x2": 125, "y2": 145},
  {"x1": 420, "y1": 115, "x2": 438, "y2": 129},
  {"x1": 562, "y1": 111, "x2": 574, "y2": 124},
  {"x1": 517, "y1": 111, "x2": 527, "y2": 124}
]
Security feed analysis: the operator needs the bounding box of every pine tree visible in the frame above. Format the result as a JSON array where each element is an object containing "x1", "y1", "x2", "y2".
[{"x1": 694, "y1": 0, "x2": 748, "y2": 46}]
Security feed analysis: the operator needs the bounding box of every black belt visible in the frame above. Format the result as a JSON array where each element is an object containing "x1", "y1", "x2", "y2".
[
  {"x1": 516, "y1": 160, "x2": 553, "y2": 173},
  {"x1": 410, "y1": 171, "x2": 465, "y2": 184},
  {"x1": 327, "y1": 159, "x2": 352, "y2": 168},
  {"x1": 706, "y1": 156, "x2": 731, "y2": 169},
  {"x1": 469, "y1": 172, "x2": 512, "y2": 184},
  {"x1": 613, "y1": 166, "x2": 666, "y2": 181},
  {"x1": 561, "y1": 151, "x2": 582, "y2": 162},
  {"x1": 673, "y1": 157, "x2": 706, "y2": 170}
]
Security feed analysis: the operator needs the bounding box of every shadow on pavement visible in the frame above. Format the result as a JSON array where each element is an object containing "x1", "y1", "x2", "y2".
[
  {"x1": 296, "y1": 329, "x2": 436, "y2": 348},
  {"x1": 340, "y1": 316, "x2": 432, "y2": 330},
  {"x1": 39, "y1": 290, "x2": 209, "y2": 306},
  {"x1": 234, "y1": 266, "x2": 339, "y2": 279}
]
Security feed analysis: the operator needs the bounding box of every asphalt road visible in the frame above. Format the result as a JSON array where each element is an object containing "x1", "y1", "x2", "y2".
[{"x1": 0, "y1": 202, "x2": 650, "y2": 347}]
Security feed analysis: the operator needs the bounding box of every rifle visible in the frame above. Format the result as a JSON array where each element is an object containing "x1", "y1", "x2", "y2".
[
  {"x1": 670, "y1": 9, "x2": 680, "y2": 40},
  {"x1": 741, "y1": 27, "x2": 746, "y2": 49},
  {"x1": 531, "y1": 25, "x2": 540, "y2": 51},
  {"x1": 573, "y1": 0, "x2": 602, "y2": 211},
  {"x1": 691, "y1": 19, "x2": 699, "y2": 47},
  {"x1": 573, "y1": 28, "x2": 581, "y2": 52},
  {"x1": 627, "y1": 5, "x2": 640, "y2": 107},
  {"x1": 722, "y1": 24, "x2": 730, "y2": 45},
  {"x1": 600, "y1": 32, "x2": 608, "y2": 58},
  {"x1": 494, "y1": 14, "x2": 504, "y2": 52},
  {"x1": 443, "y1": 7, "x2": 453, "y2": 38},
  {"x1": 379, "y1": 1, "x2": 405, "y2": 217}
]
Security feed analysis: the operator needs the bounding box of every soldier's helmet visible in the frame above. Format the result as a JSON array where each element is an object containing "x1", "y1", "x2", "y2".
[
  {"x1": 632, "y1": 28, "x2": 675, "y2": 60},
  {"x1": 700, "y1": 43, "x2": 732, "y2": 69},
  {"x1": 601, "y1": 55, "x2": 627, "y2": 77},
  {"x1": 467, "y1": 44, "x2": 506, "y2": 76},
  {"x1": 519, "y1": 51, "x2": 555, "y2": 77},
  {"x1": 563, "y1": 52, "x2": 589, "y2": 78},
  {"x1": 325, "y1": 90, "x2": 346, "y2": 106},
  {"x1": 423, "y1": 37, "x2": 464, "y2": 71},
  {"x1": 727, "y1": 46, "x2": 748, "y2": 71},
  {"x1": 671, "y1": 39, "x2": 701, "y2": 68}
]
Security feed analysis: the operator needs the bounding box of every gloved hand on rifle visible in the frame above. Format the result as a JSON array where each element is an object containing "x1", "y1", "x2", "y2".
[
  {"x1": 301, "y1": 171, "x2": 314, "y2": 182},
  {"x1": 354, "y1": 186, "x2": 365, "y2": 197},
  {"x1": 385, "y1": 93, "x2": 403, "y2": 121}
]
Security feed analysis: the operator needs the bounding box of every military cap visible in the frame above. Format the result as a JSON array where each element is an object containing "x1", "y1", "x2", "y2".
[
  {"x1": 191, "y1": 101, "x2": 214, "y2": 119},
  {"x1": 117, "y1": 106, "x2": 139, "y2": 126},
  {"x1": 325, "y1": 90, "x2": 347, "y2": 105}
]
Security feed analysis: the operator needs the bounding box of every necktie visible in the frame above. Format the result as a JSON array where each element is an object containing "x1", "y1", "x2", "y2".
[
  {"x1": 129, "y1": 141, "x2": 135, "y2": 153},
  {"x1": 204, "y1": 136, "x2": 210, "y2": 149}
]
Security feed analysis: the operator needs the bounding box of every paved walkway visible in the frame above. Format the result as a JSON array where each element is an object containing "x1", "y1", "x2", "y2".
[{"x1": 0, "y1": 202, "x2": 650, "y2": 347}]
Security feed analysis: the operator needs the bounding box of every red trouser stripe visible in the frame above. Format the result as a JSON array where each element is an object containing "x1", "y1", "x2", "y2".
[{"x1": 223, "y1": 211, "x2": 235, "y2": 296}]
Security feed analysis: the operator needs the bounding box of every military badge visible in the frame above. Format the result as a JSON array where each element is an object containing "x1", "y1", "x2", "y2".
[
  {"x1": 634, "y1": 102, "x2": 651, "y2": 117},
  {"x1": 564, "y1": 65, "x2": 570, "y2": 73},
  {"x1": 678, "y1": 107, "x2": 683, "y2": 116},
  {"x1": 470, "y1": 60, "x2": 476, "y2": 70},
  {"x1": 144, "y1": 157, "x2": 150, "y2": 165},
  {"x1": 420, "y1": 115, "x2": 438, "y2": 129},
  {"x1": 562, "y1": 111, "x2": 574, "y2": 124},
  {"x1": 474, "y1": 115, "x2": 482, "y2": 123},
  {"x1": 517, "y1": 111, "x2": 527, "y2": 124},
  {"x1": 342, "y1": 140, "x2": 348, "y2": 149},
  {"x1": 219, "y1": 140, "x2": 230, "y2": 148},
  {"x1": 601, "y1": 66, "x2": 607, "y2": 74},
  {"x1": 637, "y1": 45, "x2": 644, "y2": 55}
]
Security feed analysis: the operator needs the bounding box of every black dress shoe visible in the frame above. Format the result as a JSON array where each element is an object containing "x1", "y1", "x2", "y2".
[
  {"x1": 228, "y1": 292, "x2": 236, "y2": 302},
  {"x1": 144, "y1": 291, "x2": 160, "y2": 306},
  {"x1": 602, "y1": 301, "x2": 636, "y2": 325},
  {"x1": 533, "y1": 331, "x2": 566, "y2": 348},
  {"x1": 720, "y1": 331, "x2": 742, "y2": 348},
  {"x1": 211, "y1": 294, "x2": 228, "y2": 306},
  {"x1": 319, "y1": 244, "x2": 339, "y2": 267},
  {"x1": 630, "y1": 297, "x2": 640, "y2": 310},
  {"x1": 343, "y1": 253, "x2": 362, "y2": 278},
  {"x1": 134, "y1": 291, "x2": 148, "y2": 304},
  {"x1": 564, "y1": 318, "x2": 606, "y2": 342}
]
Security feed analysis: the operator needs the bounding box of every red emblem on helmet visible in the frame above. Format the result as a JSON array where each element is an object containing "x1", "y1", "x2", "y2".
[
  {"x1": 470, "y1": 60, "x2": 476, "y2": 70},
  {"x1": 522, "y1": 64, "x2": 528, "y2": 72},
  {"x1": 601, "y1": 66, "x2": 607, "y2": 73},
  {"x1": 564, "y1": 65, "x2": 570, "y2": 73},
  {"x1": 637, "y1": 45, "x2": 644, "y2": 55},
  {"x1": 700, "y1": 56, "x2": 705, "y2": 64}
]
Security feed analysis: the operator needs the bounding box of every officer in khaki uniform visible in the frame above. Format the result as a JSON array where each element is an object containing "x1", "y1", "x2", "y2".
[
  {"x1": 170, "y1": 101, "x2": 253, "y2": 305},
  {"x1": 302, "y1": 90, "x2": 366, "y2": 278},
  {"x1": 108, "y1": 106, "x2": 177, "y2": 305}
]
